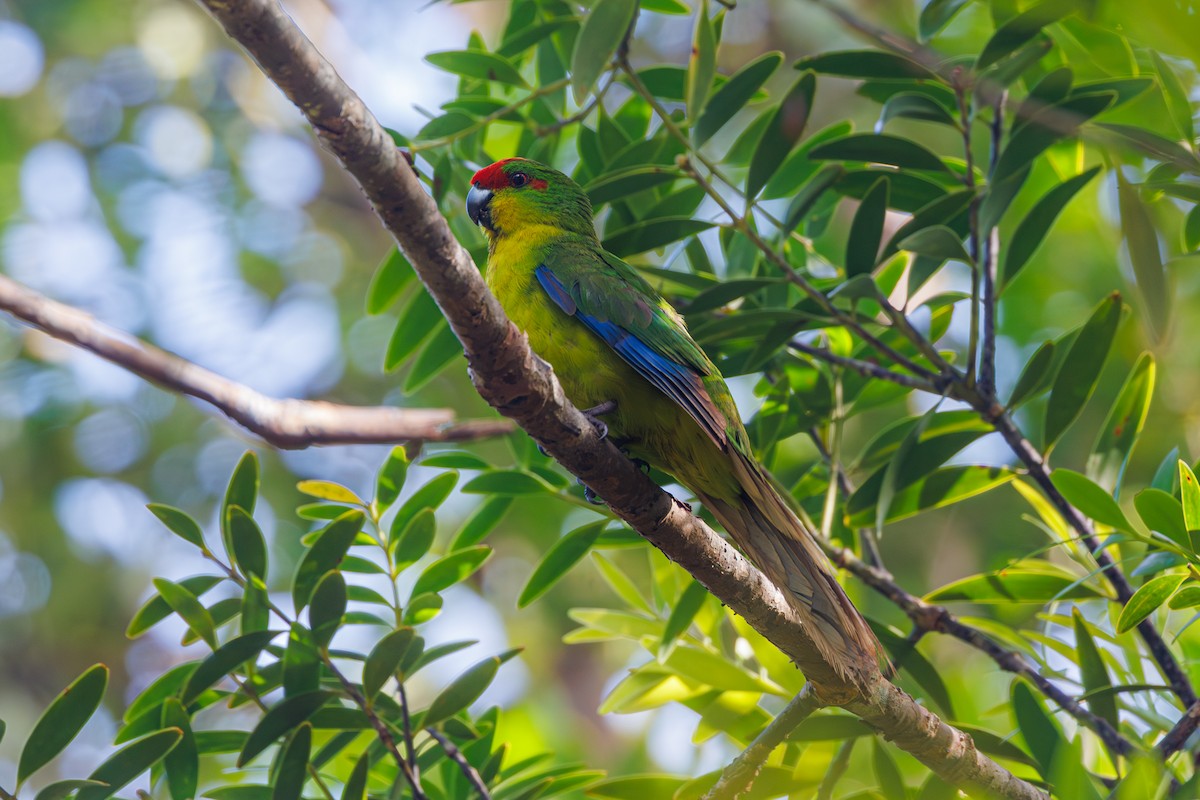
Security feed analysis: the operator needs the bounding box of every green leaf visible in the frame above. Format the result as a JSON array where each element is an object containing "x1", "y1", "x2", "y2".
[
  {"x1": 587, "y1": 775, "x2": 687, "y2": 799},
  {"x1": 385, "y1": 289, "x2": 441, "y2": 370},
  {"x1": 1153, "y1": 51, "x2": 1194, "y2": 142},
  {"x1": 1117, "y1": 172, "x2": 1170, "y2": 339},
  {"x1": 641, "y1": 0, "x2": 690, "y2": 12},
  {"x1": 519, "y1": 521, "x2": 606, "y2": 607},
  {"x1": 222, "y1": 452, "x2": 259, "y2": 556},
  {"x1": 393, "y1": 508, "x2": 437, "y2": 569},
  {"x1": 161, "y1": 700, "x2": 198, "y2": 800},
  {"x1": 271, "y1": 724, "x2": 310, "y2": 800},
  {"x1": 424, "y1": 656, "x2": 501, "y2": 728},
  {"x1": 403, "y1": 319, "x2": 463, "y2": 393},
  {"x1": 182, "y1": 631, "x2": 279, "y2": 703},
  {"x1": 585, "y1": 168, "x2": 676, "y2": 205},
  {"x1": 375, "y1": 446, "x2": 410, "y2": 511},
  {"x1": 685, "y1": 0, "x2": 715, "y2": 122},
  {"x1": 1012, "y1": 680, "x2": 1063, "y2": 775},
  {"x1": 809, "y1": 133, "x2": 951, "y2": 173},
  {"x1": 846, "y1": 466, "x2": 1018, "y2": 527},
  {"x1": 1071, "y1": 609, "x2": 1118, "y2": 729},
  {"x1": 845, "y1": 177, "x2": 888, "y2": 276},
  {"x1": 1049, "y1": 469, "x2": 1132, "y2": 532},
  {"x1": 571, "y1": 0, "x2": 636, "y2": 103},
  {"x1": 462, "y1": 469, "x2": 554, "y2": 495},
  {"x1": 660, "y1": 580, "x2": 708, "y2": 655},
  {"x1": 1117, "y1": 573, "x2": 1185, "y2": 633},
  {"x1": 238, "y1": 691, "x2": 332, "y2": 766},
  {"x1": 153, "y1": 578, "x2": 217, "y2": 648},
  {"x1": 1180, "y1": 460, "x2": 1200, "y2": 542},
  {"x1": 784, "y1": 164, "x2": 843, "y2": 233},
  {"x1": 926, "y1": 561, "x2": 1104, "y2": 603},
  {"x1": 293, "y1": 510, "x2": 366, "y2": 613},
  {"x1": 877, "y1": 92, "x2": 957, "y2": 129},
  {"x1": 415, "y1": 112, "x2": 474, "y2": 142},
  {"x1": 1002, "y1": 166, "x2": 1100, "y2": 288},
  {"x1": 76, "y1": 729, "x2": 182, "y2": 800},
  {"x1": 602, "y1": 218, "x2": 714, "y2": 257},
  {"x1": 390, "y1": 472, "x2": 458, "y2": 540},
  {"x1": 147, "y1": 504, "x2": 207, "y2": 551},
  {"x1": 309, "y1": 571, "x2": 347, "y2": 649},
  {"x1": 1087, "y1": 353, "x2": 1154, "y2": 494},
  {"x1": 873, "y1": 740, "x2": 907, "y2": 800},
  {"x1": 19, "y1": 664, "x2": 109, "y2": 784},
  {"x1": 412, "y1": 546, "x2": 492, "y2": 597},
  {"x1": 363, "y1": 628, "x2": 415, "y2": 700},
  {"x1": 425, "y1": 50, "x2": 527, "y2": 87},
  {"x1": 341, "y1": 752, "x2": 369, "y2": 800},
  {"x1": 227, "y1": 506, "x2": 268, "y2": 581},
  {"x1": 684, "y1": 278, "x2": 783, "y2": 314},
  {"x1": 1044, "y1": 293, "x2": 1122, "y2": 448},
  {"x1": 366, "y1": 248, "x2": 413, "y2": 315},
  {"x1": 1169, "y1": 586, "x2": 1200, "y2": 609},
  {"x1": 746, "y1": 72, "x2": 816, "y2": 199},
  {"x1": 1007, "y1": 340, "x2": 1055, "y2": 409},
  {"x1": 977, "y1": 0, "x2": 1077, "y2": 69},
  {"x1": 896, "y1": 225, "x2": 970, "y2": 262},
  {"x1": 1134, "y1": 488, "x2": 1188, "y2": 549},
  {"x1": 296, "y1": 480, "x2": 363, "y2": 505},
  {"x1": 919, "y1": 0, "x2": 973, "y2": 39},
  {"x1": 795, "y1": 50, "x2": 934, "y2": 79},
  {"x1": 283, "y1": 624, "x2": 320, "y2": 697},
  {"x1": 451, "y1": 497, "x2": 513, "y2": 550},
  {"x1": 694, "y1": 52, "x2": 782, "y2": 145},
  {"x1": 34, "y1": 781, "x2": 107, "y2": 800},
  {"x1": 992, "y1": 93, "x2": 1115, "y2": 187}
]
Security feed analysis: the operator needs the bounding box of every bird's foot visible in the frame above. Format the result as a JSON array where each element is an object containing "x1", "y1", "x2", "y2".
[
  {"x1": 581, "y1": 400, "x2": 618, "y2": 440},
  {"x1": 578, "y1": 477, "x2": 606, "y2": 505}
]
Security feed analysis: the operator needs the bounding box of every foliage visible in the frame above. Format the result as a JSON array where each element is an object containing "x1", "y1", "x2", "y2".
[{"x1": 6, "y1": 0, "x2": 1200, "y2": 798}]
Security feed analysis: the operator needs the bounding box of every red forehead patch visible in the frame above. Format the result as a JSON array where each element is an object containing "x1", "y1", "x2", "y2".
[{"x1": 471, "y1": 158, "x2": 523, "y2": 190}]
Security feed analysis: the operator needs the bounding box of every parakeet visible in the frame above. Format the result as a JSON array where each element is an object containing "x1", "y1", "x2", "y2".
[{"x1": 466, "y1": 158, "x2": 877, "y2": 684}]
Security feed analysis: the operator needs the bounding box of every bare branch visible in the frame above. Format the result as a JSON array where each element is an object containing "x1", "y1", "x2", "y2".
[
  {"x1": 190, "y1": 1, "x2": 1049, "y2": 795},
  {"x1": 790, "y1": 339, "x2": 939, "y2": 393},
  {"x1": 701, "y1": 684, "x2": 823, "y2": 800},
  {"x1": 0, "y1": 274, "x2": 513, "y2": 448},
  {"x1": 426, "y1": 728, "x2": 492, "y2": 799},
  {"x1": 1159, "y1": 700, "x2": 1200, "y2": 758}
]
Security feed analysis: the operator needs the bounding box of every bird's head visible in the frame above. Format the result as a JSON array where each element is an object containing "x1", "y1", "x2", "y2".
[{"x1": 467, "y1": 158, "x2": 594, "y2": 239}]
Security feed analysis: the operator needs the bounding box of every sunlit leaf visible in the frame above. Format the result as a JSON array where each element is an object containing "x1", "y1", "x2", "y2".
[
  {"x1": 1049, "y1": 469, "x2": 1132, "y2": 532},
  {"x1": 846, "y1": 466, "x2": 1018, "y2": 527},
  {"x1": 1117, "y1": 573, "x2": 1185, "y2": 633},
  {"x1": 366, "y1": 248, "x2": 413, "y2": 315},
  {"x1": 1134, "y1": 488, "x2": 1188, "y2": 549},
  {"x1": 147, "y1": 505, "x2": 207, "y2": 552},
  {"x1": 927, "y1": 561, "x2": 1104, "y2": 603},
  {"x1": 153, "y1": 578, "x2": 217, "y2": 648},
  {"x1": 293, "y1": 511, "x2": 366, "y2": 613},
  {"x1": 385, "y1": 289, "x2": 441, "y2": 371},
  {"x1": 685, "y1": 0, "x2": 715, "y2": 122},
  {"x1": 1087, "y1": 353, "x2": 1154, "y2": 494}
]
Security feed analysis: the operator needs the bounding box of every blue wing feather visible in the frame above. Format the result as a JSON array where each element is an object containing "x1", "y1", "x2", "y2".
[{"x1": 536, "y1": 265, "x2": 727, "y2": 448}]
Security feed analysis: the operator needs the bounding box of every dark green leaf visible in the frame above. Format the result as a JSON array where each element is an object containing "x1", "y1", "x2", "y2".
[
  {"x1": 926, "y1": 561, "x2": 1104, "y2": 603},
  {"x1": 846, "y1": 177, "x2": 889, "y2": 276},
  {"x1": 1012, "y1": 680, "x2": 1063, "y2": 775},
  {"x1": 519, "y1": 521, "x2": 606, "y2": 607},
  {"x1": 309, "y1": 571, "x2": 347, "y2": 649},
  {"x1": 992, "y1": 92, "x2": 1115, "y2": 186},
  {"x1": 424, "y1": 656, "x2": 502, "y2": 728},
  {"x1": 238, "y1": 691, "x2": 333, "y2": 766},
  {"x1": 390, "y1": 472, "x2": 458, "y2": 542},
  {"x1": 684, "y1": 278, "x2": 782, "y2": 314},
  {"x1": 412, "y1": 546, "x2": 492, "y2": 597},
  {"x1": 1134, "y1": 489, "x2": 1187, "y2": 549},
  {"x1": 873, "y1": 740, "x2": 907, "y2": 800},
  {"x1": 919, "y1": 0, "x2": 973, "y2": 39},
  {"x1": 425, "y1": 50, "x2": 526, "y2": 87},
  {"x1": 1087, "y1": 353, "x2": 1154, "y2": 494},
  {"x1": 161, "y1": 700, "x2": 198, "y2": 800},
  {"x1": 784, "y1": 165, "x2": 843, "y2": 233},
  {"x1": 846, "y1": 466, "x2": 1017, "y2": 527},
  {"x1": 393, "y1": 508, "x2": 437, "y2": 569},
  {"x1": 451, "y1": 497, "x2": 513, "y2": 550},
  {"x1": 585, "y1": 168, "x2": 676, "y2": 205},
  {"x1": 660, "y1": 580, "x2": 708, "y2": 656},
  {"x1": 364, "y1": 628, "x2": 415, "y2": 700},
  {"x1": 403, "y1": 320, "x2": 463, "y2": 393},
  {"x1": 147, "y1": 505, "x2": 207, "y2": 551},
  {"x1": 341, "y1": 752, "x2": 369, "y2": 800},
  {"x1": 19, "y1": 664, "x2": 109, "y2": 783},
  {"x1": 795, "y1": 50, "x2": 934, "y2": 79},
  {"x1": 1007, "y1": 340, "x2": 1055, "y2": 409},
  {"x1": 76, "y1": 730, "x2": 182, "y2": 800},
  {"x1": 1117, "y1": 573, "x2": 1185, "y2": 633},
  {"x1": 227, "y1": 506, "x2": 268, "y2": 581},
  {"x1": 1002, "y1": 166, "x2": 1100, "y2": 288},
  {"x1": 602, "y1": 218, "x2": 714, "y2": 257},
  {"x1": 385, "y1": 289, "x2": 441, "y2": 371},
  {"x1": 896, "y1": 225, "x2": 970, "y2": 262},
  {"x1": 283, "y1": 625, "x2": 320, "y2": 697},
  {"x1": 366, "y1": 248, "x2": 413, "y2": 315},
  {"x1": 376, "y1": 446, "x2": 410, "y2": 511},
  {"x1": 810, "y1": 133, "x2": 950, "y2": 173},
  {"x1": 1071, "y1": 609, "x2": 1117, "y2": 729},
  {"x1": 694, "y1": 52, "x2": 782, "y2": 145},
  {"x1": 1117, "y1": 172, "x2": 1170, "y2": 339},
  {"x1": 685, "y1": 0, "x2": 715, "y2": 121},
  {"x1": 271, "y1": 724, "x2": 310, "y2": 800},
  {"x1": 1096, "y1": 123, "x2": 1200, "y2": 171},
  {"x1": 153, "y1": 578, "x2": 217, "y2": 648},
  {"x1": 1049, "y1": 469, "x2": 1132, "y2": 532},
  {"x1": 415, "y1": 112, "x2": 474, "y2": 142},
  {"x1": 34, "y1": 781, "x2": 107, "y2": 800},
  {"x1": 977, "y1": 0, "x2": 1078, "y2": 69},
  {"x1": 182, "y1": 631, "x2": 279, "y2": 703},
  {"x1": 571, "y1": 0, "x2": 636, "y2": 102},
  {"x1": 403, "y1": 593, "x2": 443, "y2": 625},
  {"x1": 747, "y1": 73, "x2": 816, "y2": 199},
  {"x1": 1044, "y1": 293, "x2": 1122, "y2": 447},
  {"x1": 293, "y1": 511, "x2": 366, "y2": 613},
  {"x1": 877, "y1": 92, "x2": 958, "y2": 129},
  {"x1": 462, "y1": 469, "x2": 554, "y2": 495}
]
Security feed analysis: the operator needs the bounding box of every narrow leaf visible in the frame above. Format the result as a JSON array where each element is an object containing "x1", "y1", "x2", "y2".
[
  {"x1": 845, "y1": 177, "x2": 889, "y2": 276},
  {"x1": 1117, "y1": 573, "x2": 1185, "y2": 633},
  {"x1": 571, "y1": 0, "x2": 636, "y2": 103},
  {"x1": 147, "y1": 505, "x2": 207, "y2": 551},
  {"x1": 519, "y1": 521, "x2": 606, "y2": 607},
  {"x1": 424, "y1": 656, "x2": 501, "y2": 728},
  {"x1": 1044, "y1": 293, "x2": 1121, "y2": 447},
  {"x1": 1086, "y1": 353, "x2": 1154, "y2": 494},
  {"x1": 1002, "y1": 166, "x2": 1100, "y2": 288},
  {"x1": 1117, "y1": 171, "x2": 1170, "y2": 339},
  {"x1": 1071, "y1": 609, "x2": 1118, "y2": 729},
  {"x1": 364, "y1": 628, "x2": 416, "y2": 700},
  {"x1": 747, "y1": 72, "x2": 816, "y2": 199},
  {"x1": 694, "y1": 52, "x2": 782, "y2": 145},
  {"x1": 238, "y1": 692, "x2": 332, "y2": 766},
  {"x1": 19, "y1": 665, "x2": 109, "y2": 784}
]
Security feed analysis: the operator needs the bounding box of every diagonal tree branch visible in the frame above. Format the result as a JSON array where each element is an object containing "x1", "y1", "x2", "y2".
[
  {"x1": 0, "y1": 273, "x2": 514, "y2": 448},
  {"x1": 189, "y1": 1, "x2": 1047, "y2": 796}
]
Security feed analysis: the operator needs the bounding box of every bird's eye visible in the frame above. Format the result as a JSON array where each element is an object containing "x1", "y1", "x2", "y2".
[{"x1": 509, "y1": 172, "x2": 529, "y2": 188}]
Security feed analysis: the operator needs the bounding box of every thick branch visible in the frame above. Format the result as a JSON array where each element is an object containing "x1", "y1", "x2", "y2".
[
  {"x1": 190, "y1": 1, "x2": 1047, "y2": 796},
  {"x1": 0, "y1": 274, "x2": 512, "y2": 448}
]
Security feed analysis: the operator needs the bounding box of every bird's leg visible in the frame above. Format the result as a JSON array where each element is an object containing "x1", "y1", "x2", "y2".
[{"x1": 580, "y1": 399, "x2": 618, "y2": 440}]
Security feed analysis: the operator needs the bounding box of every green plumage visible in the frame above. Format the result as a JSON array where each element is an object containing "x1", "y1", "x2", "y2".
[{"x1": 467, "y1": 158, "x2": 878, "y2": 684}]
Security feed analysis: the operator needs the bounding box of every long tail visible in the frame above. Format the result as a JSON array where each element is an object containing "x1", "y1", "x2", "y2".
[{"x1": 696, "y1": 449, "x2": 879, "y2": 686}]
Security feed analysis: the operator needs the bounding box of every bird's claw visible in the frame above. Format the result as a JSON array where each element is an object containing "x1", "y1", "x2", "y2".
[
  {"x1": 581, "y1": 400, "x2": 617, "y2": 441},
  {"x1": 578, "y1": 476, "x2": 606, "y2": 505}
]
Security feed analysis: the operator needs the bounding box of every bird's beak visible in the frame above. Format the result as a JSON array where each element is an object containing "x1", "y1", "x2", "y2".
[{"x1": 466, "y1": 184, "x2": 493, "y2": 230}]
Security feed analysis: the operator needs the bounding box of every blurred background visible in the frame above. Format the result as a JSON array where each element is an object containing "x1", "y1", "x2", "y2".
[{"x1": 2, "y1": 0, "x2": 1200, "y2": 789}]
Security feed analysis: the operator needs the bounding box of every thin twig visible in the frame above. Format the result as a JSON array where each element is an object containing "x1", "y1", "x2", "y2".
[
  {"x1": 398, "y1": 682, "x2": 420, "y2": 785},
  {"x1": 701, "y1": 685, "x2": 824, "y2": 800},
  {"x1": 815, "y1": 739, "x2": 856, "y2": 800},
  {"x1": 426, "y1": 728, "x2": 493, "y2": 799},
  {"x1": 534, "y1": 71, "x2": 616, "y2": 136},
  {"x1": 0, "y1": 274, "x2": 513, "y2": 448},
  {"x1": 789, "y1": 340, "x2": 938, "y2": 392},
  {"x1": 1159, "y1": 700, "x2": 1200, "y2": 758}
]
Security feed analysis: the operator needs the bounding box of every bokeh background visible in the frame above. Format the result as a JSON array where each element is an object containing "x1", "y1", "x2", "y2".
[{"x1": 3, "y1": 0, "x2": 1200, "y2": 789}]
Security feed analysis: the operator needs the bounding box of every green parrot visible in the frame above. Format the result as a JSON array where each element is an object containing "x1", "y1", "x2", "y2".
[{"x1": 466, "y1": 158, "x2": 877, "y2": 683}]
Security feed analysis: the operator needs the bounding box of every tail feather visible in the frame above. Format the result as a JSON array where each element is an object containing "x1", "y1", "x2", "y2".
[{"x1": 697, "y1": 449, "x2": 879, "y2": 685}]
